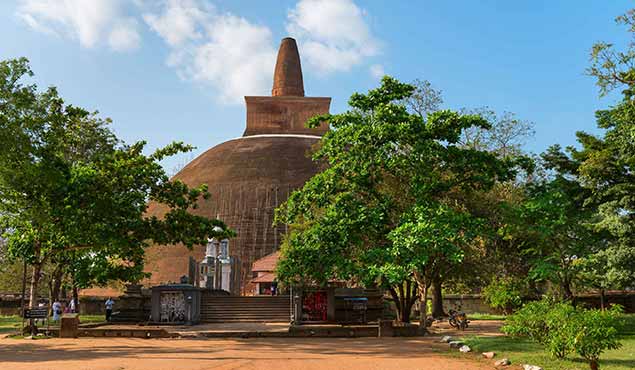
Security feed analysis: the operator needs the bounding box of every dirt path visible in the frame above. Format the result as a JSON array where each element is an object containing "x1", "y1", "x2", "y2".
[{"x1": 0, "y1": 321, "x2": 505, "y2": 370}]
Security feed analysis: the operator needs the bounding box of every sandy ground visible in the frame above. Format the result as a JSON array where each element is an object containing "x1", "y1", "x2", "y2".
[{"x1": 0, "y1": 321, "x2": 505, "y2": 370}]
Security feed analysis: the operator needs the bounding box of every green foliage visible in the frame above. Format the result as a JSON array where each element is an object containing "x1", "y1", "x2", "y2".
[
  {"x1": 503, "y1": 299, "x2": 624, "y2": 367},
  {"x1": 502, "y1": 299, "x2": 553, "y2": 344},
  {"x1": 576, "y1": 8, "x2": 635, "y2": 294},
  {"x1": 573, "y1": 306, "x2": 625, "y2": 369},
  {"x1": 464, "y1": 314, "x2": 635, "y2": 370},
  {"x1": 276, "y1": 77, "x2": 513, "y2": 288},
  {"x1": 276, "y1": 77, "x2": 515, "y2": 324},
  {"x1": 481, "y1": 277, "x2": 523, "y2": 314},
  {"x1": 0, "y1": 58, "x2": 233, "y2": 300}
]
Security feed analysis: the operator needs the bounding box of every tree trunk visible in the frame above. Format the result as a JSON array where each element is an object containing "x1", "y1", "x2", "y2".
[
  {"x1": 48, "y1": 265, "x2": 64, "y2": 314},
  {"x1": 388, "y1": 283, "x2": 417, "y2": 323},
  {"x1": 28, "y1": 258, "x2": 42, "y2": 336},
  {"x1": 431, "y1": 277, "x2": 445, "y2": 318},
  {"x1": 72, "y1": 285, "x2": 79, "y2": 314},
  {"x1": 388, "y1": 287, "x2": 405, "y2": 322},
  {"x1": 599, "y1": 289, "x2": 605, "y2": 311},
  {"x1": 419, "y1": 283, "x2": 429, "y2": 330},
  {"x1": 562, "y1": 278, "x2": 573, "y2": 301},
  {"x1": 589, "y1": 358, "x2": 599, "y2": 370},
  {"x1": 414, "y1": 271, "x2": 429, "y2": 334}
]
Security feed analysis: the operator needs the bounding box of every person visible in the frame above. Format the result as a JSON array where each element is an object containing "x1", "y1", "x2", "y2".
[
  {"x1": 52, "y1": 300, "x2": 62, "y2": 321},
  {"x1": 271, "y1": 280, "x2": 278, "y2": 296},
  {"x1": 105, "y1": 297, "x2": 114, "y2": 322},
  {"x1": 69, "y1": 297, "x2": 76, "y2": 313}
]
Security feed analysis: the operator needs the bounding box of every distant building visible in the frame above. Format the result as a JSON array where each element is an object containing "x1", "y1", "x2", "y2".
[
  {"x1": 250, "y1": 251, "x2": 280, "y2": 295},
  {"x1": 143, "y1": 38, "x2": 330, "y2": 294}
]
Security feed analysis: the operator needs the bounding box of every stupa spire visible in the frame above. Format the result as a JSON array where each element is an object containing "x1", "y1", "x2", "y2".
[{"x1": 271, "y1": 37, "x2": 305, "y2": 97}]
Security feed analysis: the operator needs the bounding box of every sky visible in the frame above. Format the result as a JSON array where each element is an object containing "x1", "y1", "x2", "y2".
[{"x1": 0, "y1": 0, "x2": 632, "y2": 173}]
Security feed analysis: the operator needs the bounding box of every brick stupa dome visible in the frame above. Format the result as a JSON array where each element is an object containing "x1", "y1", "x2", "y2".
[{"x1": 143, "y1": 38, "x2": 330, "y2": 294}]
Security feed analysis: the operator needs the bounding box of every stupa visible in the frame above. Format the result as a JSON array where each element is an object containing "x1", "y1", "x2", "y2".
[{"x1": 143, "y1": 38, "x2": 330, "y2": 294}]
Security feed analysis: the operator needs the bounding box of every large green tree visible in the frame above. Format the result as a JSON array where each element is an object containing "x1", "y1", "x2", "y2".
[
  {"x1": 275, "y1": 77, "x2": 515, "y2": 327},
  {"x1": 0, "y1": 58, "x2": 232, "y2": 314},
  {"x1": 576, "y1": 9, "x2": 635, "y2": 296}
]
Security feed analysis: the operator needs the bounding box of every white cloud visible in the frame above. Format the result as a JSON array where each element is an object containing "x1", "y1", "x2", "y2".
[
  {"x1": 17, "y1": 0, "x2": 141, "y2": 52},
  {"x1": 142, "y1": 0, "x2": 276, "y2": 104},
  {"x1": 143, "y1": 0, "x2": 211, "y2": 47},
  {"x1": 108, "y1": 18, "x2": 141, "y2": 51},
  {"x1": 369, "y1": 64, "x2": 385, "y2": 79},
  {"x1": 286, "y1": 0, "x2": 379, "y2": 74}
]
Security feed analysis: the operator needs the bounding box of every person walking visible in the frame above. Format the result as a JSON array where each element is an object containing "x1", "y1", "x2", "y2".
[
  {"x1": 52, "y1": 300, "x2": 62, "y2": 322},
  {"x1": 105, "y1": 297, "x2": 114, "y2": 322}
]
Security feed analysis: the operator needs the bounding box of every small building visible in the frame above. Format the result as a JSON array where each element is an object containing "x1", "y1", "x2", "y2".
[{"x1": 250, "y1": 251, "x2": 280, "y2": 295}]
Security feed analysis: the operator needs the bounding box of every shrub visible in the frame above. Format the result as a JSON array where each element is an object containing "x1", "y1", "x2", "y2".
[
  {"x1": 482, "y1": 277, "x2": 523, "y2": 314},
  {"x1": 573, "y1": 305, "x2": 624, "y2": 370},
  {"x1": 503, "y1": 298, "x2": 624, "y2": 369},
  {"x1": 543, "y1": 303, "x2": 578, "y2": 358},
  {"x1": 502, "y1": 299, "x2": 576, "y2": 358},
  {"x1": 502, "y1": 299, "x2": 550, "y2": 343}
]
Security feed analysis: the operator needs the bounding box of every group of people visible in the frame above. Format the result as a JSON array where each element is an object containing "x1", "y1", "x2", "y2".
[
  {"x1": 49, "y1": 297, "x2": 114, "y2": 322},
  {"x1": 50, "y1": 298, "x2": 78, "y2": 321}
]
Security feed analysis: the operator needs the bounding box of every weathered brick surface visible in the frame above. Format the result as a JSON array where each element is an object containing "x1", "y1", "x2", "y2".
[
  {"x1": 272, "y1": 37, "x2": 304, "y2": 97},
  {"x1": 141, "y1": 37, "x2": 331, "y2": 295},
  {"x1": 143, "y1": 136, "x2": 326, "y2": 294}
]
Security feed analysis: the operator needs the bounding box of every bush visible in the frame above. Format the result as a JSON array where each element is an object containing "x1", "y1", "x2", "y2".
[
  {"x1": 573, "y1": 305, "x2": 624, "y2": 370},
  {"x1": 503, "y1": 298, "x2": 624, "y2": 369},
  {"x1": 482, "y1": 277, "x2": 523, "y2": 314},
  {"x1": 502, "y1": 299, "x2": 577, "y2": 358},
  {"x1": 502, "y1": 299, "x2": 550, "y2": 343}
]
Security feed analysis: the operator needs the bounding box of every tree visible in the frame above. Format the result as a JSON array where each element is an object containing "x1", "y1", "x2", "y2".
[
  {"x1": 401, "y1": 78, "x2": 443, "y2": 119},
  {"x1": 575, "y1": 9, "x2": 635, "y2": 296},
  {"x1": 459, "y1": 108, "x2": 535, "y2": 159},
  {"x1": 432, "y1": 107, "x2": 535, "y2": 316},
  {"x1": 275, "y1": 77, "x2": 514, "y2": 328},
  {"x1": 0, "y1": 58, "x2": 233, "y2": 321},
  {"x1": 502, "y1": 165, "x2": 602, "y2": 300}
]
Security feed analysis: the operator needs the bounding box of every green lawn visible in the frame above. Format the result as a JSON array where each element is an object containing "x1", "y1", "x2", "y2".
[
  {"x1": 0, "y1": 314, "x2": 106, "y2": 335},
  {"x1": 468, "y1": 312, "x2": 506, "y2": 321},
  {"x1": 460, "y1": 314, "x2": 635, "y2": 370}
]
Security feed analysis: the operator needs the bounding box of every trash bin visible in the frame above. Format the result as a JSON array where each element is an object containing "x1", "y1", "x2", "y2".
[{"x1": 343, "y1": 297, "x2": 368, "y2": 324}]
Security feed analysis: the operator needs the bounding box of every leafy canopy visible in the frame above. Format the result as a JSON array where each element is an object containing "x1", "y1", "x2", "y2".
[
  {"x1": 275, "y1": 77, "x2": 515, "y2": 291},
  {"x1": 0, "y1": 58, "x2": 232, "y2": 290}
]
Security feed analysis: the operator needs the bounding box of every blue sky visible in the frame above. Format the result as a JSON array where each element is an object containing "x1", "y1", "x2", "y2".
[{"x1": 0, "y1": 1, "x2": 631, "y2": 172}]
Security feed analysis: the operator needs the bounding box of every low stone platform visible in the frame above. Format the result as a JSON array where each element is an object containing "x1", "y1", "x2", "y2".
[{"x1": 48, "y1": 324, "x2": 175, "y2": 338}]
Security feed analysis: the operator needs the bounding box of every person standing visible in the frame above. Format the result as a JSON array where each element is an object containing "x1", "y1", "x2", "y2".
[
  {"x1": 52, "y1": 300, "x2": 62, "y2": 321},
  {"x1": 271, "y1": 280, "x2": 278, "y2": 296},
  {"x1": 105, "y1": 297, "x2": 114, "y2": 322},
  {"x1": 69, "y1": 298, "x2": 76, "y2": 313}
]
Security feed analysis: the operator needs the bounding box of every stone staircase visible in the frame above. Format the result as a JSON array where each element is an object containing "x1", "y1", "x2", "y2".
[{"x1": 200, "y1": 295, "x2": 291, "y2": 323}]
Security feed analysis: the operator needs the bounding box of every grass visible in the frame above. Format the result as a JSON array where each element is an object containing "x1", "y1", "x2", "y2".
[
  {"x1": 0, "y1": 314, "x2": 106, "y2": 335},
  {"x1": 467, "y1": 312, "x2": 506, "y2": 321},
  {"x1": 459, "y1": 314, "x2": 635, "y2": 370}
]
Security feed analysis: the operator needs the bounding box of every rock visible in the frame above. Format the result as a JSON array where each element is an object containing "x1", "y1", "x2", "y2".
[
  {"x1": 440, "y1": 335, "x2": 452, "y2": 343},
  {"x1": 459, "y1": 345, "x2": 471, "y2": 353},
  {"x1": 448, "y1": 340, "x2": 464, "y2": 348},
  {"x1": 494, "y1": 358, "x2": 511, "y2": 366},
  {"x1": 482, "y1": 351, "x2": 495, "y2": 359},
  {"x1": 522, "y1": 365, "x2": 543, "y2": 370}
]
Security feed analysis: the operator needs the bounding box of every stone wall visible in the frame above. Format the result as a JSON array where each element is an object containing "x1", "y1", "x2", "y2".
[
  {"x1": 441, "y1": 294, "x2": 498, "y2": 314},
  {"x1": 0, "y1": 294, "x2": 107, "y2": 315}
]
